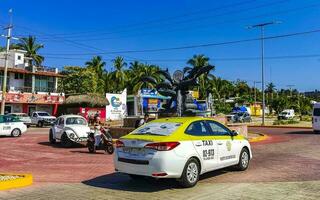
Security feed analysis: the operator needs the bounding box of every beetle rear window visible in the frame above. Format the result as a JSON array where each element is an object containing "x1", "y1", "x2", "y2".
[
  {"x1": 66, "y1": 117, "x2": 87, "y2": 125},
  {"x1": 132, "y1": 122, "x2": 181, "y2": 136}
]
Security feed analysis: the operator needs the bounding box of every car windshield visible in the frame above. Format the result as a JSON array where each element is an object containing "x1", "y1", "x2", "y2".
[
  {"x1": 281, "y1": 112, "x2": 288, "y2": 115},
  {"x1": 38, "y1": 112, "x2": 50, "y2": 116},
  {"x1": 66, "y1": 117, "x2": 87, "y2": 125},
  {"x1": 132, "y1": 122, "x2": 181, "y2": 136}
]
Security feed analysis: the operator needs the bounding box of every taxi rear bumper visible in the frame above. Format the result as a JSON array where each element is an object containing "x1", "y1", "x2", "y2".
[{"x1": 114, "y1": 149, "x2": 186, "y2": 178}]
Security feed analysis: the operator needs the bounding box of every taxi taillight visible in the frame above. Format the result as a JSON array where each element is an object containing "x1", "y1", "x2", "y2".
[
  {"x1": 116, "y1": 140, "x2": 124, "y2": 148},
  {"x1": 144, "y1": 142, "x2": 180, "y2": 151}
]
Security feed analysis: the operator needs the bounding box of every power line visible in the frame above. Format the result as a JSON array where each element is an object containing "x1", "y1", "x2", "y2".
[
  {"x1": 19, "y1": 0, "x2": 258, "y2": 38},
  {"x1": 26, "y1": 0, "x2": 291, "y2": 41},
  {"x1": 59, "y1": 2, "x2": 320, "y2": 42},
  {"x1": 12, "y1": 25, "x2": 143, "y2": 61},
  {"x1": 43, "y1": 53, "x2": 320, "y2": 62},
  {"x1": 41, "y1": 28, "x2": 320, "y2": 56}
]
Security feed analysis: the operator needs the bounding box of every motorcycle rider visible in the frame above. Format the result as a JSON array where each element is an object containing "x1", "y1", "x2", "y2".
[{"x1": 94, "y1": 124, "x2": 102, "y2": 147}]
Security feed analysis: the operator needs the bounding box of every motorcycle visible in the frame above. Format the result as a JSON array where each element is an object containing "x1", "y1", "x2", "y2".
[{"x1": 87, "y1": 127, "x2": 114, "y2": 154}]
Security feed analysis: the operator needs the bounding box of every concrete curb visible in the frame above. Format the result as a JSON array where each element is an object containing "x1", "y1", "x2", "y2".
[
  {"x1": 249, "y1": 133, "x2": 268, "y2": 143},
  {"x1": 248, "y1": 125, "x2": 312, "y2": 129},
  {"x1": 0, "y1": 173, "x2": 33, "y2": 191}
]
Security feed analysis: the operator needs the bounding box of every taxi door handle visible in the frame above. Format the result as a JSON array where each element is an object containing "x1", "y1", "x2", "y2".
[
  {"x1": 195, "y1": 142, "x2": 202, "y2": 147},
  {"x1": 217, "y1": 142, "x2": 223, "y2": 145}
]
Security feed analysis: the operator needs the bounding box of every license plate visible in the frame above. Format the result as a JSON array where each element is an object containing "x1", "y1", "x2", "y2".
[{"x1": 122, "y1": 147, "x2": 145, "y2": 156}]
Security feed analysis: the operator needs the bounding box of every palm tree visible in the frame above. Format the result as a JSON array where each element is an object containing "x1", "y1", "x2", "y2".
[
  {"x1": 131, "y1": 63, "x2": 161, "y2": 94},
  {"x1": 85, "y1": 56, "x2": 106, "y2": 78},
  {"x1": 266, "y1": 82, "x2": 276, "y2": 104},
  {"x1": 111, "y1": 56, "x2": 127, "y2": 91},
  {"x1": 187, "y1": 54, "x2": 209, "y2": 69},
  {"x1": 187, "y1": 54, "x2": 215, "y2": 99},
  {"x1": 209, "y1": 77, "x2": 232, "y2": 102},
  {"x1": 16, "y1": 36, "x2": 44, "y2": 66}
]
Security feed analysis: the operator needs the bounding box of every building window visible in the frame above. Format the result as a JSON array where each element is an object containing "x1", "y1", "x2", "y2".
[
  {"x1": 35, "y1": 75, "x2": 55, "y2": 92},
  {"x1": 17, "y1": 55, "x2": 22, "y2": 60},
  {"x1": 14, "y1": 73, "x2": 24, "y2": 80}
]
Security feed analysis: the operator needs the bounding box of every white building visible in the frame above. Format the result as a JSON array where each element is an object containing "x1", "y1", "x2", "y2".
[{"x1": 0, "y1": 49, "x2": 64, "y2": 115}]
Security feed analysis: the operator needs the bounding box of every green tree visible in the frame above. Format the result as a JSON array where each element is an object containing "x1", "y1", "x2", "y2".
[
  {"x1": 111, "y1": 56, "x2": 127, "y2": 91},
  {"x1": 187, "y1": 54, "x2": 215, "y2": 99},
  {"x1": 85, "y1": 56, "x2": 106, "y2": 93},
  {"x1": 85, "y1": 56, "x2": 106, "y2": 78},
  {"x1": 58, "y1": 66, "x2": 99, "y2": 94},
  {"x1": 16, "y1": 36, "x2": 44, "y2": 66},
  {"x1": 127, "y1": 62, "x2": 161, "y2": 94}
]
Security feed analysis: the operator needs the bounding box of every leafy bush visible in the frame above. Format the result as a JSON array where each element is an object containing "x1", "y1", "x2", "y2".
[
  {"x1": 273, "y1": 119, "x2": 299, "y2": 125},
  {"x1": 300, "y1": 115, "x2": 312, "y2": 122}
]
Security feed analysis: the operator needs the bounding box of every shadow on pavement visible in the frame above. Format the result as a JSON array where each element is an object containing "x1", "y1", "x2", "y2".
[
  {"x1": 285, "y1": 130, "x2": 316, "y2": 135},
  {"x1": 38, "y1": 141, "x2": 85, "y2": 148},
  {"x1": 82, "y1": 169, "x2": 231, "y2": 192},
  {"x1": 70, "y1": 150, "x2": 106, "y2": 155}
]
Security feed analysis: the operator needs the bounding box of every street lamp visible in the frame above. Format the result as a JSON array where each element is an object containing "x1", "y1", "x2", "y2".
[{"x1": 247, "y1": 21, "x2": 281, "y2": 125}]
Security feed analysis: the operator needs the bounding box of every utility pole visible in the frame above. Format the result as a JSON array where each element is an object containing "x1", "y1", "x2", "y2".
[
  {"x1": 248, "y1": 21, "x2": 281, "y2": 125},
  {"x1": 253, "y1": 81, "x2": 261, "y2": 105},
  {"x1": 1, "y1": 9, "x2": 18, "y2": 115}
]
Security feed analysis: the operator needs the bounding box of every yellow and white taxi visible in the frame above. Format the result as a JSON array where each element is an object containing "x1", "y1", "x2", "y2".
[{"x1": 114, "y1": 117, "x2": 252, "y2": 187}]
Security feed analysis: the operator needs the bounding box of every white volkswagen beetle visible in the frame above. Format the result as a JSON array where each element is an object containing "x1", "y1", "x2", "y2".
[{"x1": 49, "y1": 115, "x2": 90, "y2": 147}]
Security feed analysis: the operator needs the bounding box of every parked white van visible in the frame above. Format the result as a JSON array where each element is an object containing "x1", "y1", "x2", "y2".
[
  {"x1": 278, "y1": 109, "x2": 295, "y2": 120},
  {"x1": 312, "y1": 103, "x2": 320, "y2": 133}
]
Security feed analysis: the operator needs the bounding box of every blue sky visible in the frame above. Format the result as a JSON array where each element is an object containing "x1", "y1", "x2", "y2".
[{"x1": 0, "y1": 0, "x2": 319, "y2": 91}]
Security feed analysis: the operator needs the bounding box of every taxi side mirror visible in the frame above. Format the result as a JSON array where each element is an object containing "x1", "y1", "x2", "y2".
[{"x1": 231, "y1": 130, "x2": 238, "y2": 136}]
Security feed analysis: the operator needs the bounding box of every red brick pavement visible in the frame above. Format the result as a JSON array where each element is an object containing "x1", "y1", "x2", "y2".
[
  {"x1": 0, "y1": 127, "x2": 319, "y2": 185},
  {"x1": 0, "y1": 134, "x2": 115, "y2": 183}
]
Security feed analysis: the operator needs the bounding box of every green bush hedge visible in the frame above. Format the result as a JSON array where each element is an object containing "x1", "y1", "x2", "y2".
[{"x1": 273, "y1": 119, "x2": 299, "y2": 125}]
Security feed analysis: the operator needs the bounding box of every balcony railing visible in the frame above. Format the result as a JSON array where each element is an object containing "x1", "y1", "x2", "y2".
[
  {"x1": 0, "y1": 86, "x2": 58, "y2": 93},
  {"x1": 24, "y1": 66, "x2": 57, "y2": 73}
]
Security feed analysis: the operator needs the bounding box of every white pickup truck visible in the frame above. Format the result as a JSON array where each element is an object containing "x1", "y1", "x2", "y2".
[{"x1": 31, "y1": 111, "x2": 56, "y2": 127}]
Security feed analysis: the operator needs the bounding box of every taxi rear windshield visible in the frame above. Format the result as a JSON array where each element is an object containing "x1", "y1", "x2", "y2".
[
  {"x1": 314, "y1": 108, "x2": 320, "y2": 116},
  {"x1": 132, "y1": 122, "x2": 181, "y2": 136}
]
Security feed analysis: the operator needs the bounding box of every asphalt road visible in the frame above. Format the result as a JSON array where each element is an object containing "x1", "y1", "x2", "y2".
[{"x1": 1, "y1": 127, "x2": 320, "y2": 200}]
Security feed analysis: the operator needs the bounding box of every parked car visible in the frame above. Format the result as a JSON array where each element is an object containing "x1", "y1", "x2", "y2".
[
  {"x1": 49, "y1": 115, "x2": 90, "y2": 147},
  {"x1": 312, "y1": 103, "x2": 320, "y2": 133},
  {"x1": 278, "y1": 109, "x2": 295, "y2": 120},
  {"x1": 227, "y1": 112, "x2": 252, "y2": 123},
  {"x1": 6, "y1": 113, "x2": 32, "y2": 128},
  {"x1": 236, "y1": 112, "x2": 252, "y2": 123},
  {"x1": 31, "y1": 111, "x2": 56, "y2": 127},
  {"x1": 114, "y1": 117, "x2": 252, "y2": 188},
  {"x1": 0, "y1": 115, "x2": 27, "y2": 137}
]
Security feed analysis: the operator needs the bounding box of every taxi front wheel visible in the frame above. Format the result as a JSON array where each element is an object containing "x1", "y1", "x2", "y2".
[
  {"x1": 235, "y1": 148, "x2": 250, "y2": 171},
  {"x1": 179, "y1": 158, "x2": 200, "y2": 188}
]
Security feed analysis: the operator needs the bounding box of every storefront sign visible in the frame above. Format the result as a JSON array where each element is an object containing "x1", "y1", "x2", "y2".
[
  {"x1": 0, "y1": 92, "x2": 65, "y2": 104},
  {"x1": 105, "y1": 89, "x2": 127, "y2": 120}
]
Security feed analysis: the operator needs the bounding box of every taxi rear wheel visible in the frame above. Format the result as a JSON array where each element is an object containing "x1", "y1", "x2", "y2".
[
  {"x1": 11, "y1": 128, "x2": 21, "y2": 137},
  {"x1": 236, "y1": 148, "x2": 250, "y2": 171},
  {"x1": 179, "y1": 158, "x2": 200, "y2": 188}
]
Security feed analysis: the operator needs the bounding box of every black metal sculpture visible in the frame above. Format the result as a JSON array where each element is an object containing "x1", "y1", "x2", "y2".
[{"x1": 142, "y1": 65, "x2": 214, "y2": 116}]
